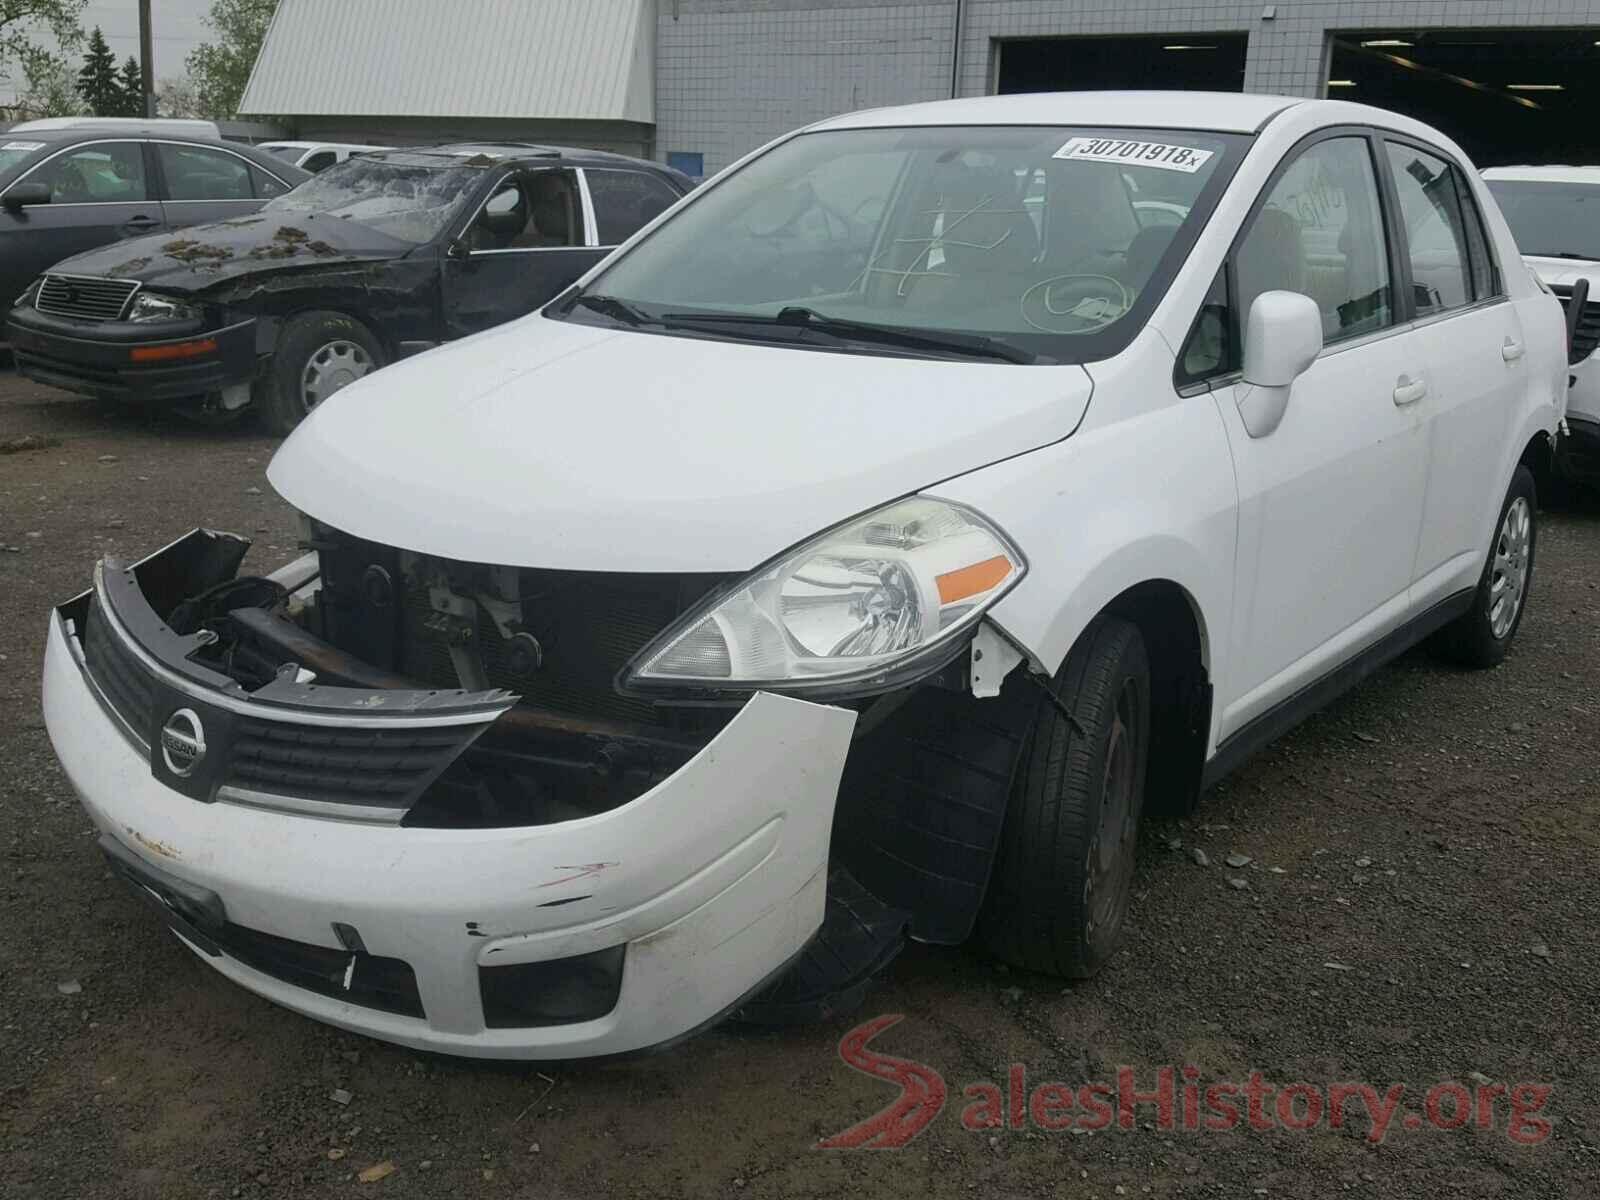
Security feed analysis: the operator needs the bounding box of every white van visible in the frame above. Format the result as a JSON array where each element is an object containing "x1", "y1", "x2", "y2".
[{"x1": 258, "y1": 141, "x2": 384, "y2": 173}]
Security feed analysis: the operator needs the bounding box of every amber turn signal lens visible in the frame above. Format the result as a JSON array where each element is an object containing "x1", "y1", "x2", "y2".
[
  {"x1": 935, "y1": 555, "x2": 1013, "y2": 605},
  {"x1": 130, "y1": 338, "x2": 218, "y2": 363}
]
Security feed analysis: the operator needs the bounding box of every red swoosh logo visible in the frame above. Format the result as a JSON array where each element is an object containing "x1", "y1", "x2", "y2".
[{"x1": 816, "y1": 1014, "x2": 946, "y2": 1148}]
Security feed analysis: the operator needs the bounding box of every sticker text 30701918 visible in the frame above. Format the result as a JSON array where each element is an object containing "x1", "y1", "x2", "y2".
[{"x1": 1053, "y1": 137, "x2": 1215, "y2": 174}]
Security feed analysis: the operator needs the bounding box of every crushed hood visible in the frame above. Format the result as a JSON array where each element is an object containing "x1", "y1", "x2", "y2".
[
  {"x1": 48, "y1": 212, "x2": 409, "y2": 294},
  {"x1": 268, "y1": 314, "x2": 1093, "y2": 572}
]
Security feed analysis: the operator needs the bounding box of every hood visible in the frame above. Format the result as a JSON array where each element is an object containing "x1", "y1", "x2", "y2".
[
  {"x1": 49, "y1": 212, "x2": 409, "y2": 293},
  {"x1": 1523, "y1": 253, "x2": 1600, "y2": 290},
  {"x1": 268, "y1": 314, "x2": 1093, "y2": 573}
]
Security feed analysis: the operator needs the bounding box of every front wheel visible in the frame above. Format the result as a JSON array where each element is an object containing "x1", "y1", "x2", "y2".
[
  {"x1": 1429, "y1": 465, "x2": 1537, "y2": 668},
  {"x1": 978, "y1": 616, "x2": 1150, "y2": 978},
  {"x1": 261, "y1": 310, "x2": 383, "y2": 435}
]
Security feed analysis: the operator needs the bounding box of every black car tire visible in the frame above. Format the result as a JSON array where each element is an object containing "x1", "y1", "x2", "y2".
[
  {"x1": 1429, "y1": 465, "x2": 1537, "y2": 669},
  {"x1": 979, "y1": 616, "x2": 1150, "y2": 979},
  {"x1": 263, "y1": 310, "x2": 384, "y2": 435}
]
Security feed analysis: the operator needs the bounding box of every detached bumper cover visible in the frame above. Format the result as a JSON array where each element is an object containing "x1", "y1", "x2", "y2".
[
  {"x1": 8, "y1": 307, "x2": 256, "y2": 403},
  {"x1": 42, "y1": 537, "x2": 855, "y2": 1059}
]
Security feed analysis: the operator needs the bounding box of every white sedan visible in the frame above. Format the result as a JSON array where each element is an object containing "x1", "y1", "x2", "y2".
[{"x1": 44, "y1": 91, "x2": 1565, "y2": 1058}]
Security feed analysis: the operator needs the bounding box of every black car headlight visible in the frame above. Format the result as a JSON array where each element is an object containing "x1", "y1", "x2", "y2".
[
  {"x1": 13, "y1": 279, "x2": 39, "y2": 308},
  {"x1": 126, "y1": 292, "x2": 202, "y2": 323}
]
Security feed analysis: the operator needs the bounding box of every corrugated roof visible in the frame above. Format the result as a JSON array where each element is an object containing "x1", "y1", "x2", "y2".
[{"x1": 239, "y1": 0, "x2": 653, "y2": 123}]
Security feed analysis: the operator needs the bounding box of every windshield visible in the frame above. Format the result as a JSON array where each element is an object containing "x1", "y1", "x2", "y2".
[
  {"x1": 564, "y1": 125, "x2": 1239, "y2": 362},
  {"x1": 264, "y1": 157, "x2": 484, "y2": 245},
  {"x1": 260, "y1": 143, "x2": 300, "y2": 161},
  {"x1": 1485, "y1": 179, "x2": 1600, "y2": 261}
]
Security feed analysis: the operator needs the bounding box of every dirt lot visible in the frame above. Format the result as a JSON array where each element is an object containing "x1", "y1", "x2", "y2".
[{"x1": 2, "y1": 374, "x2": 1597, "y2": 1199}]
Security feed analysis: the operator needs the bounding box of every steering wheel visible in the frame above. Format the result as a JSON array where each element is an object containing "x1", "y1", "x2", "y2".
[{"x1": 1019, "y1": 274, "x2": 1133, "y2": 334}]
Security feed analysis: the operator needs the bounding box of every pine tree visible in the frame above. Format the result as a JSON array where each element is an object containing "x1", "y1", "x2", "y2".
[
  {"x1": 117, "y1": 55, "x2": 144, "y2": 117},
  {"x1": 75, "y1": 26, "x2": 119, "y2": 116}
]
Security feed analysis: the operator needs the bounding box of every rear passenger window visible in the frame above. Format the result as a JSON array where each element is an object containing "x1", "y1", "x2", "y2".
[
  {"x1": 158, "y1": 144, "x2": 253, "y2": 201},
  {"x1": 1385, "y1": 142, "x2": 1483, "y2": 316},
  {"x1": 585, "y1": 169, "x2": 680, "y2": 244},
  {"x1": 1235, "y1": 137, "x2": 1392, "y2": 349}
]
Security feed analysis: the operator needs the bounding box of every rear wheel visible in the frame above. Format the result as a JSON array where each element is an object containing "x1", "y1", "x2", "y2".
[
  {"x1": 979, "y1": 616, "x2": 1150, "y2": 978},
  {"x1": 1429, "y1": 466, "x2": 1537, "y2": 668},
  {"x1": 262, "y1": 310, "x2": 383, "y2": 435}
]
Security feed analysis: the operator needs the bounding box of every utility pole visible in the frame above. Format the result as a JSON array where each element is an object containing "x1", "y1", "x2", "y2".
[{"x1": 139, "y1": 0, "x2": 154, "y2": 116}]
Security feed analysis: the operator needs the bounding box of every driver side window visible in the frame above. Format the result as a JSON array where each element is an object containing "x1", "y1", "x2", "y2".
[
  {"x1": 466, "y1": 171, "x2": 580, "y2": 251},
  {"x1": 1235, "y1": 136, "x2": 1393, "y2": 352}
]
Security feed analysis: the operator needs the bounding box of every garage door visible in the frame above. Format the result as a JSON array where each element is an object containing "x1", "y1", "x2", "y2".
[
  {"x1": 1328, "y1": 29, "x2": 1600, "y2": 166},
  {"x1": 997, "y1": 34, "x2": 1247, "y2": 96}
]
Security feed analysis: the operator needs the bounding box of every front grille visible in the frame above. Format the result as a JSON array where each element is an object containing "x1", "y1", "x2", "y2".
[
  {"x1": 77, "y1": 589, "x2": 486, "y2": 811},
  {"x1": 398, "y1": 570, "x2": 730, "y2": 726},
  {"x1": 35, "y1": 274, "x2": 139, "y2": 322},
  {"x1": 1552, "y1": 284, "x2": 1600, "y2": 363},
  {"x1": 226, "y1": 719, "x2": 475, "y2": 809},
  {"x1": 218, "y1": 923, "x2": 425, "y2": 1018},
  {"x1": 82, "y1": 595, "x2": 153, "y2": 743}
]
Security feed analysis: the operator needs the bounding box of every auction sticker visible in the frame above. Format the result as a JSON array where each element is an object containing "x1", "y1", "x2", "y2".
[{"x1": 1054, "y1": 137, "x2": 1214, "y2": 173}]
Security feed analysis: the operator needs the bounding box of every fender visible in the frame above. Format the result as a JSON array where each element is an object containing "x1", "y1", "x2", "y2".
[{"x1": 926, "y1": 369, "x2": 1237, "y2": 753}]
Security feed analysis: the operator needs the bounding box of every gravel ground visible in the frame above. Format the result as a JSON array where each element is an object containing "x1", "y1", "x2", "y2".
[{"x1": 2, "y1": 375, "x2": 1597, "y2": 1199}]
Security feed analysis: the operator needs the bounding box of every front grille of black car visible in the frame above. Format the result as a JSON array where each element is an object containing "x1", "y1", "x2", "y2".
[
  {"x1": 1552, "y1": 284, "x2": 1600, "y2": 363},
  {"x1": 82, "y1": 595, "x2": 154, "y2": 743},
  {"x1": 226, "y1": 719, "x2": 474, "y2": 809},
  {"x1": 393, "y1": 569, "x2": 732, "y2": 727},
  {"x1": 217, "y1": 923, "x2": 425, "y2": 1018},
  {"x1": 35, "y1": 274, "x2": 139, "y2": 322}
]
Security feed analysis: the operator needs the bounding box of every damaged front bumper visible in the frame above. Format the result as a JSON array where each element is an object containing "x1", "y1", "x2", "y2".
[
  {"x1": 8, "y1": 306, "x2": 257, "y2": 405},
  {"x1": 42, "y1": 531, "x2": 857, "y2": 1058}
]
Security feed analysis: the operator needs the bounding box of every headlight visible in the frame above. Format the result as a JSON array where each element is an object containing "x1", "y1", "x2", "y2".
[
  {"x1": 126, "y1": 292, "x2": 202, "y2": 323},
  {"x1": 13, "y1": 279, "x2": 38, "y2": 307},
  {"x1": 623, "y1": 498, "x2": 1024, "y2": 696}
]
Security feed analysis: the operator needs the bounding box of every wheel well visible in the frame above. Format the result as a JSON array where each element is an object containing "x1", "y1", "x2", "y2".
[
  {"x1": 1520, "y1": 431, "x2": 1554, "y2": 502},
  {"x1": 1104, "y1": 581, "x2": 1211, "y2": 818}
]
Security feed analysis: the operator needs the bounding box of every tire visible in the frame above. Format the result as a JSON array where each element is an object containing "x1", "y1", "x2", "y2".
[
  {"x1": 978, "y1": 616, "x2": 1150, "y2": 978},
  {"x1": 1429, "y1": 465, "x2": 1537, "y2": 669},
  {"x1": 261, "y1": 310, "x2": 384, "y2": 435}
]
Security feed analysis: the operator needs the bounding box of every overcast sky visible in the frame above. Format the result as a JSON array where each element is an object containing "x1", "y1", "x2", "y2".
[{"x1": 0, "y1": 0, "x2": 215, "y2": 101}]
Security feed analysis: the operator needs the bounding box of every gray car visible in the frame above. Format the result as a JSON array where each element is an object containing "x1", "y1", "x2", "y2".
[{"x1": 0, "y1": 126, "x2": 308, "y2": 334}]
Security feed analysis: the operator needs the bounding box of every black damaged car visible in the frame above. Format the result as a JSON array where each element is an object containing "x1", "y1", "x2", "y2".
[{"x1": 7, "y1": 143, "x2": 691, "y2": 431}]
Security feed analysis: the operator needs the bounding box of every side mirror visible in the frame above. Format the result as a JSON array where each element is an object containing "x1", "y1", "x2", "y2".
[
  {"x1": 2, "y1": 182, "x2": 51, "y2": 211},
  {"x1": 445, "y1": 237, "x2": 470, "y2": 260},
  {"x1": 1237, "y1": 290, "x2": 1323, "y2": 438}
]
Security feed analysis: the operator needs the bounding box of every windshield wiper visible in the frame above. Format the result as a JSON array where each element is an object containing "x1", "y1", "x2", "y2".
[
  {"x1": 1525, "y1": 250, "x2": 1600, "y2": 262},
  {"x1": 657, "y1": 305, "x2": 1036, "y2": 364},
  {"x1": 569, "y1": 292, "x2": 658, "y2": 327}
]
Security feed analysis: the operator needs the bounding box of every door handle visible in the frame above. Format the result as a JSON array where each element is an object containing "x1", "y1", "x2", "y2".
[
  {"x1": 1392, "y1": 375, "x2": 1428, "y2": 406},
  {"x1": 123, "y1": 214, "x2": 160, "y2": 230},
  {"x1": 1501, "y1": 337, "x2": 1525, "y2": 363}
]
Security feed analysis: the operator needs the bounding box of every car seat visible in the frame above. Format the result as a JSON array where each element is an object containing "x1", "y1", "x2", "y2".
[
  {"x1": 1235, "y1": 206, "x2": 1307, "y2": 331},
  {"x1": 882, "y1": 159, "x2": 1039, "y2": 311},
  {"x1": 523, "y1": 176, "x2": 575, "y2": 247}
]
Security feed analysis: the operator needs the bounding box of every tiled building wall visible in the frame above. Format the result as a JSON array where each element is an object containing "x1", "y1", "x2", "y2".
[{"x1": 657, "y1": 0, "x2": 1600, "y2": 173}]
